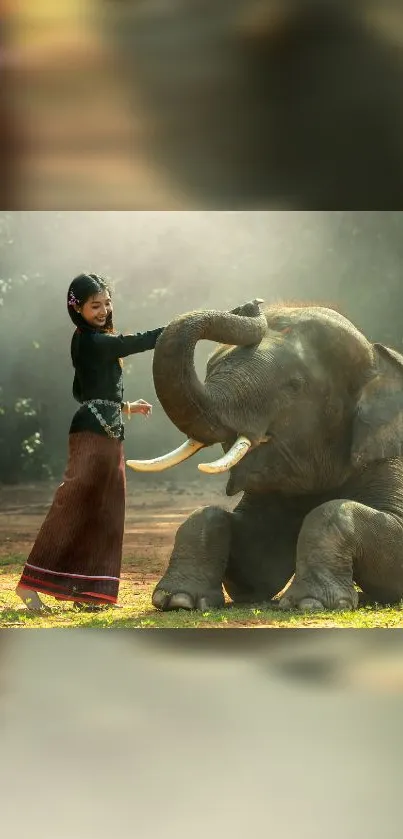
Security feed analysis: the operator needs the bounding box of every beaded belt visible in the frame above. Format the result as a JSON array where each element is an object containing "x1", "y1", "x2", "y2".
[{"x1": 83, "y1": 399, "x2": 122, "y2": 440}]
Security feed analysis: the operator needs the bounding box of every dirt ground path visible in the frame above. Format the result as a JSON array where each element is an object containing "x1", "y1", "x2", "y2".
[{"x1": 0, "y1": 481, "x2": 227, "y2": 575}]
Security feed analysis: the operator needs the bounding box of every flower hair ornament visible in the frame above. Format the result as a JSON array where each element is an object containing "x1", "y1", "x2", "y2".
[{"x1": 68, "y1": 291, "x2": 79, "y2": 308}]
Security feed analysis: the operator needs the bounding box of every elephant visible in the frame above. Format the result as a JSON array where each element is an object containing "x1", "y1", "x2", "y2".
[{"x1": 127, "y1": 300, "x2": 403, "y2": 612}]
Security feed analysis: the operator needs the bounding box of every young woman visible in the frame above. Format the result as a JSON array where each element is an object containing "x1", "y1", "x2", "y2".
[{"x1": 15, "y1": 272, "x2": 165, "y2": 612}]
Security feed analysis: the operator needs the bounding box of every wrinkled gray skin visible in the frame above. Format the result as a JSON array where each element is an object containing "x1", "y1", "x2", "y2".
[{"x1": 151, "y1": 301, "x2": 403, "y2": 612}]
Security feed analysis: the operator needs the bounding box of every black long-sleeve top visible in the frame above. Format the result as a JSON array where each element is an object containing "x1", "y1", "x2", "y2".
[{"x1": 69, "y1": 326, "x2": 164, "y2": 440}]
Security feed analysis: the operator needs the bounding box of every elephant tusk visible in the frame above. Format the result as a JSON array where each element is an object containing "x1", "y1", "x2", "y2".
[
  {"x1": 198, "y1": 436, "x2": 252, "y2": 474},
  {"x1": 126, "y1": 439, "x2": 205, "y2": 472}
]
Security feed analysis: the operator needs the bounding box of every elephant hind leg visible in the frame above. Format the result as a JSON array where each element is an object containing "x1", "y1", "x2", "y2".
[
  {"x1": 343, "y1": 507, "x2": 403, "y2": 606},
  {"x1": 279, "y1": 500, "x2": 403, "y2": 612},
  {"x1": 152, "y1": 505, "x2": 231, "y2": 611}
]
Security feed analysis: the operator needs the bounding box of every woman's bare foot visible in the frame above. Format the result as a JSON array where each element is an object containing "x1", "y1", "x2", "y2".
[{"x1": 15, "y1": 585, "x2": 51, "y2": 613}]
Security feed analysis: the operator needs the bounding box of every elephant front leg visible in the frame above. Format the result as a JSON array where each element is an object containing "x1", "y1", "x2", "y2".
[
  {"x1": 278, "y1": 499, "x2": 403, "y2": 612},
  {"x1": 152, "y1": 506, "x2": 231, "y2": 611}
]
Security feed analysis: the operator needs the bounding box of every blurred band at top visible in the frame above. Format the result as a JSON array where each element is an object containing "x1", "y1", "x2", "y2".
[{"x1": 4, "y1": 0, "x2": 403, "y2": 210}]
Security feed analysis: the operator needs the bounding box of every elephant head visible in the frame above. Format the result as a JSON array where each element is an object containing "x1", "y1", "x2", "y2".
[{"x1": 127, "y1": 302, "x2": 403, "y2": 496}]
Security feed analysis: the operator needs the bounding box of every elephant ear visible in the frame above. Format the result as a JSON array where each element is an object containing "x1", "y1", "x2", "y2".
[{"x1": 351, "y1": 343, "x2": 403, "y2": 465}]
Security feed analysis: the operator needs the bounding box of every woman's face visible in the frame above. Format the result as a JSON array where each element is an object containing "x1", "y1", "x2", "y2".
[{"x1": 77, "y1": 291, "x2": 113, "y2": 328}]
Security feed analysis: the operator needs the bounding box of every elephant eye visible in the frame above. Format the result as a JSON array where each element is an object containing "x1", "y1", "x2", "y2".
[{"x1": 286, "y1": 376, "x2": 304, "y2": 392}]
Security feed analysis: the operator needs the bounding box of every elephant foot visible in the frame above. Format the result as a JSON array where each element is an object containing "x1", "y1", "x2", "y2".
[
  {"x1": 278, "y1": 578, "x2": 358, "y2": 612},
  {"x1": 152, "y1": 585, "x2": 225, "y2": 612}
]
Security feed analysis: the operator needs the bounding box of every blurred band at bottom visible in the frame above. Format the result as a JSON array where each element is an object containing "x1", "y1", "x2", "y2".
[{"x1": 1, "y1": 629, "x2": 403, "y2": 839}]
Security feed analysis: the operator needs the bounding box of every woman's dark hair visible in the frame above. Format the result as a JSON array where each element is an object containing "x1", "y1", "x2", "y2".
[{"x1": 67, "y1": 273, "x2": 114, "y2": 333}]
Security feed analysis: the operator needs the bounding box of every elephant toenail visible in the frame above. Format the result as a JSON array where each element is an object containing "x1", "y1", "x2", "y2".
[{"x1": 168, "y1": 592, "x2": 194, "y2": 610}]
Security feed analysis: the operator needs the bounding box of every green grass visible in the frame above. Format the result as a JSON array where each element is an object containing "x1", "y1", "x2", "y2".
[
  {"x1": 2, "y1": 554, "x2": 403, "y2": 628},
  {"x1": 0, "y1": 555, "x2": 26, "y2": 568}
]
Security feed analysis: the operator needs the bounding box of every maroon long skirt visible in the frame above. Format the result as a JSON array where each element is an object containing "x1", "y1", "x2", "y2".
[{"x1": 17, "y1": 432, "x2": 126, "y2": 606}]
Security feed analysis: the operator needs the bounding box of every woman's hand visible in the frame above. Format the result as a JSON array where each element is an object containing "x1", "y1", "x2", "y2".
[{"x1": 127, "y1": 399, "x2": 153, "y2": 418}]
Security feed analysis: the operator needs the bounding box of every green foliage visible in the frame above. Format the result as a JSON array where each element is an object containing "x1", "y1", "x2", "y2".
[{"x1": 0, "y1": 393, "x2": 53, "y2": 483}]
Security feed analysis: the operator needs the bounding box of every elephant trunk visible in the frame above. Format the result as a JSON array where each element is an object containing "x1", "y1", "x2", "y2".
[{"x1": 152, "y1": 301, "x2": 268, "y2": 444}]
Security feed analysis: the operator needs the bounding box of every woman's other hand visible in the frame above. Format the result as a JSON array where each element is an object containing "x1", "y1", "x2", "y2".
[{"x1": 129, "y1": 399, "x2": 153, "y2": 417}]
